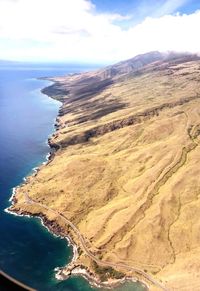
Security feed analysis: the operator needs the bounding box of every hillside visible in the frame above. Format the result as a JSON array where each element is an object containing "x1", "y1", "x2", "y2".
[{"x1": 10, "y1": 51, "x2": 200, "y2": 290}]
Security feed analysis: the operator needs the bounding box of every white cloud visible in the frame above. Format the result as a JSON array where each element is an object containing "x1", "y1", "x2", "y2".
[{"x1": 0, "y1": 0, "x2": 200, "y2": 63}]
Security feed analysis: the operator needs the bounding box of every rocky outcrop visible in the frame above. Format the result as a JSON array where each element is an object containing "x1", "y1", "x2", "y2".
[{"x1": 11, "y1": 51, "x2": 200, "y2": 291}]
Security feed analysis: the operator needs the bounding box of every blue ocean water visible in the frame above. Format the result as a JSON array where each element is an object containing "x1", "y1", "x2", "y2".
[{"x1": 0, "y1": 64, "x2": 146, "y2": 291}]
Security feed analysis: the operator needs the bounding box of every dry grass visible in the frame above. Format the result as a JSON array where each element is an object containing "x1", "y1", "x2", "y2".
[{"x1": 12, "y1": 58, "x2": 200, "y2": 290}]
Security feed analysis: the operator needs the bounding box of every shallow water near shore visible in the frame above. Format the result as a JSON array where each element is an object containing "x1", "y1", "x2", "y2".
[{"x1": 0, "y1": 64, "x2": 146, "y2": 291}]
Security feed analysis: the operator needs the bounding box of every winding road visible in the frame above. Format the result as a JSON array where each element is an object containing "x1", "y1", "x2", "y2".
[{"x1": 24, "y1": 192, "x2": 169, "y2": 291}]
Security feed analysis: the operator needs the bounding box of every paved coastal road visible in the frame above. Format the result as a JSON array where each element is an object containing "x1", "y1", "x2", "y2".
[{"x1": 25, "y1": 194, "x2": 169, "y2": 291}]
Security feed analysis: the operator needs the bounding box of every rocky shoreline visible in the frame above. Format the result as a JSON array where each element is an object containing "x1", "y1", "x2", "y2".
[
  {"x1": 7, "y1": 201, "x2": 147, "y2": 290},
  {"x1": 7, "y1": 188, "x2": 148, "y2": 290},
  {"x1": 5, "y1": 52, "x2": 200, "y2": 291},
  {"x1": 5, "y1": 80, "x2": 148, "y2": 290}
]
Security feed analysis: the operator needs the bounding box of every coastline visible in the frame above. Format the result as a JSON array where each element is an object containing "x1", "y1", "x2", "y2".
[
  {"x1": 6, "y1": 166, "x2": 148, "y2": 290},
  {"x1": 4, "y1": 78, "x2": 78, "y2": 275},
  {"x1": 5, "y1": 78, "x2": 148, "y2": 291},
  {"x1": 4, "y1": 53, "x2": 200, "y2": 291}
]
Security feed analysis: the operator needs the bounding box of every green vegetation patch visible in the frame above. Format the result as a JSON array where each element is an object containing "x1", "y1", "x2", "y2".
[{"x1": 92, "y1": 261, "x2": 125, "y2": 281}]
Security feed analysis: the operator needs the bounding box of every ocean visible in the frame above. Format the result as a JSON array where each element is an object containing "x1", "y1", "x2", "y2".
[{"x1": 0, "y1": 64, "x2": 146, "y2": 291}]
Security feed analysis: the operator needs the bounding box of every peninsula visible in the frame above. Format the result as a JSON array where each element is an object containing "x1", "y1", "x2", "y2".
[{"x1": 9, "y1": 51, "x2": 200, "y2": 290}]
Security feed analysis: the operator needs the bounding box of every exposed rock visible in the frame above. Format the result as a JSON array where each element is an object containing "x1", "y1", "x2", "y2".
[{"x1": 11, "y1": 51, "x2": 200, "y2": 291}]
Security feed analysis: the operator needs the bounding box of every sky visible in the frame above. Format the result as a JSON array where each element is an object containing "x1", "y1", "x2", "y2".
[{"x1": 0, "y1": 0, "x2": 200, "y2": 63}]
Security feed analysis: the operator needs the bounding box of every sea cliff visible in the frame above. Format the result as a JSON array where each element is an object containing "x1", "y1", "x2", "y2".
[{"x1": 8, "y1": 51, "x2": 200, "y2": 291}]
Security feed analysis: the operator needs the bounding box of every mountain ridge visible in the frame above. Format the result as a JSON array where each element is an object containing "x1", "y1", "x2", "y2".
[{"x1": 9, "y1": 51, "x2": 200, "y2": 290}]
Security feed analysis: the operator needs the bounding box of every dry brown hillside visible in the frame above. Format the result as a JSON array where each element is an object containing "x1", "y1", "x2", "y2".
[{"x1": 10, "y1": 52, "x2": 200, "y2": 290}]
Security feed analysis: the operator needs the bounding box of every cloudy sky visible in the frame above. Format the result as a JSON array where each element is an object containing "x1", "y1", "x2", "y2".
[{"x1": 0, "y1": 0, "x2": 200, "y2": 63}]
